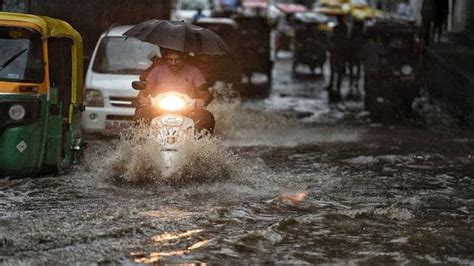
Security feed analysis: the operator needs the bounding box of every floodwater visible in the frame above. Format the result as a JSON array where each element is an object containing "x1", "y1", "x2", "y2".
[{"x1": 1, "y1": 54, "x2": 473, "y2": 265}]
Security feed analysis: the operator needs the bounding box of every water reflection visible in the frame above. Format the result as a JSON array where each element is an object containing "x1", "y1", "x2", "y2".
[{"x1": 152, "y1": 229, "x2": 204, "y2": 242}]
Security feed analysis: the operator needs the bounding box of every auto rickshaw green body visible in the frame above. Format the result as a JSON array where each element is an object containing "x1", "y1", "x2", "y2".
[
  {"x1": 363, "y1": 19, "x2": 423, "y2": 119},
  {"x1": 0, "y1": 12, "x2": 85, "y2": 178}
]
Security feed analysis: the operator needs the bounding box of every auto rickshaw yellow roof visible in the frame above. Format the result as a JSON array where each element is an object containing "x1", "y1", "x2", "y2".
[
  {"x1": 349, "y1": 5, "x2": 381, "y2": 20},
  {"x1": 0, "y1": 12, "x2": 82, "y2": 42},
  {"x1": 0, "y1": 12, "x2": 84, "y2": 106},
  {"x1": 320, "y1": 0, "x2": 349, "y2": 7}
]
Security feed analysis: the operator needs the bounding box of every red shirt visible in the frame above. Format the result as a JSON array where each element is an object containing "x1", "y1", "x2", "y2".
[{"x1": 145, "y1": 63, "x2": 206, "y2": 94}]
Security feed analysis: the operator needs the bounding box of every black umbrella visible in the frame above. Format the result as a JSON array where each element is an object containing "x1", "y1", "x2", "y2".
[{"x1": 123, "y1": 19, "x2": 230, "y2": 55}]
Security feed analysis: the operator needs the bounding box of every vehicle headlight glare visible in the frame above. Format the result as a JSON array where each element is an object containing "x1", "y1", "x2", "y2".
[
  {"x1": 8, "y1": 104, "x2": 26, "y2": 121},
  {"x1": 401, "y1": 65, "x2": 413, "y2": 76},
  {"x1": 158, "y1": 95, "x2": 185, "y2": 111},
  {"x1": 85, "y1": 89, "x2": 104, "y2": 107}
]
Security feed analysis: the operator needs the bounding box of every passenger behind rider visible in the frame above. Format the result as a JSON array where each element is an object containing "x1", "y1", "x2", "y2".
[{"x1": 135, "y1": 48, "x2": 215, "y2": 134}]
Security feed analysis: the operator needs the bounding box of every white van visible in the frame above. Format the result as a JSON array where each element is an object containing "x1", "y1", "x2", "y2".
[{"x1": 82, "y1": 25, "x2": 160, "y2": 134}]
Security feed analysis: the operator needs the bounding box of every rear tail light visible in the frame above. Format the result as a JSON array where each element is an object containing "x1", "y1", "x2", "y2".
[{"x1": 19, "y1": 86, "x2": 39, "y2": 93}]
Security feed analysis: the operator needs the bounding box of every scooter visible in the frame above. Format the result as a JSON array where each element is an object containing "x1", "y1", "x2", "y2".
[{"x1": 132, "y1": 81, "x2": 197, "y2": 169}]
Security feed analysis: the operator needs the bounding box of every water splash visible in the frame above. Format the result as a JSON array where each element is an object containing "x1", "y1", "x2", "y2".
[
  {"x1": 95, "y1": 125, "x2": 240, "y2": 186},
  {"x1": 208, "y1": 98, "x2": 361, "y2": 146},
  {"x1": 208, "y1": 97, "x2": 296, "y2": 139},
  {"x1": 99, "y1": 125, "x2": 166, "y2": 184}
]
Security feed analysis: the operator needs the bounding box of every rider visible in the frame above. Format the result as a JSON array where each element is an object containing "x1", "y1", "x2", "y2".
[{"x1": 135, "y1": 48, "x2": 215, "y2": 134}]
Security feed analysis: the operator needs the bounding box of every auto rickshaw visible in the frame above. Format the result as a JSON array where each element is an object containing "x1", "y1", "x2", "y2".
[
  {"x1": 233, "y1": 15, "x2": 273, "y2": 86},
  {"x1": 0, "y1": 12, "x2": 85, "y2": 178},
  {"x1": 363, "y1": 19, "x2": 423, "y2": 119},
  {"x1": 273, "y1": 3, "x2": 307, "y2": 55},
  {"x1": 292, "y1": 11, "x2": 330, "y2": 76}
]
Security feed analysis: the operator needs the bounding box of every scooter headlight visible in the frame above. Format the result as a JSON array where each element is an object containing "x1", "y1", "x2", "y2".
[
  {"x1": 401, "y1": 65, "x2": 413, "y2": 76},
  {"x1": 157, "y1": 95, "x2": 186, "y2": 111},
  {"x1": 8, "y1": 104, "x2": 26, "y2": 121}
]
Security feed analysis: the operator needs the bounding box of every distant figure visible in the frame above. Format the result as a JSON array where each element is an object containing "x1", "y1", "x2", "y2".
[
  {"x1": 347, "y1": 18, "x2": 365, "y2": 100},
  {"x1": 421, "y1": 0, "x2": 436, "y2": 45},
  {"x1": 421, "y1": 0, "x2": 449, "y2": 45},
  {"x1": 327, "y1": 15, "x2": 349, "y2": 102},
  {"x1": 362, "y1": 35, "x2": 388, "y2": 110},
  {"x1": 193, "y1": 7, "x2": 207, "y2": 22},
  {"x1": 395, "y1": 0, "x2": 415, "y2": 19},
  {"x1": 433, "y1": 0, "x2": 449, "y2": 42}
]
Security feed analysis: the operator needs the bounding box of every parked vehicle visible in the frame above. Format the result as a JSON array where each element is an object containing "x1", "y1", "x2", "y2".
[
  {"x1": 0, "y1": 12, "x2": 85, "y2": 177},
  {"x1": 292, "y1": 11, "x2": 330, "y2": 75},
  {"x1": 171, "y1": 0, "x2": 212, "y2": 22},
  {"x1": 273, "y1": 3, "x2": 308, "y2": 54},
  {"x1": 241, "y1": 0, "x2": 268, "y2": 16},
  {"x1": 363, "y1": 19, "x2": 423, "y2": 119},
  {"x1": 82, "y1": 25, "x2": 160, "y2": 134},
  {"x1": 193, "y1": 17, "x2": 242, "y2": 85},
  {"x1": 233, "y1": 15, "x2": 273, "y2": 85}
]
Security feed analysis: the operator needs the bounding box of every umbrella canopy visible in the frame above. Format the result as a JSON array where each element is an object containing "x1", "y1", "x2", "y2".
[
  {"x1": 242, "y1": 0, "x2": 267, "y2": 9},
  {"x1": 123, "y1": 20, "x2": 230, "y2": 56}
]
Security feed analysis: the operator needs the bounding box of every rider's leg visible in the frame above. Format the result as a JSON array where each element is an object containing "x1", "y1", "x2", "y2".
[{"x1": 188, "y1": 109, "x2": 215, "y2": 136}]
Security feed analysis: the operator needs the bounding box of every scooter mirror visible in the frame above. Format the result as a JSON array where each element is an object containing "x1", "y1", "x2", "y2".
[{"x1": 132, "y1": 81, "x2": 146, "y2": 91}]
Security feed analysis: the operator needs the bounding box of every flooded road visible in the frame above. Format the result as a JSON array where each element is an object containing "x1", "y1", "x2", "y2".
[{"x1": 1, "y1": 55, "x2": 474, "y2": 264}]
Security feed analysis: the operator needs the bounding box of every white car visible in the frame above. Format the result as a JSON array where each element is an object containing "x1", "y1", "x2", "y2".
[{"x1": 82, "y1": 25, "x2": 160, "y2": 134}]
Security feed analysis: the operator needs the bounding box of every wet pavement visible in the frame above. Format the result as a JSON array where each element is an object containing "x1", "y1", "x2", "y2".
[{"x1": 1, "y1": 53, "x2": 473, "y2": 265}]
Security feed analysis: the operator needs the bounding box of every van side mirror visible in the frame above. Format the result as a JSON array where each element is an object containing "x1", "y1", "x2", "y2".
[{"x1": 132, "y1": 81, "x2": 146, "y2": 91}]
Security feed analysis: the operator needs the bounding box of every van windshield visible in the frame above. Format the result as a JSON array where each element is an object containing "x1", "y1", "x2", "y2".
[
  {"x1": 92, "y1": 37, "x2": 160, "y2": 75},
  {"x1": 0, "y1": 26, "x2": 44, "y2": 83}
]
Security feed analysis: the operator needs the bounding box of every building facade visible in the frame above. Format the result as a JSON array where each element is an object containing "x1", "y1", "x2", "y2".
[{"x1": 1, "y1": 0, "x2": 173, "y2": 56}]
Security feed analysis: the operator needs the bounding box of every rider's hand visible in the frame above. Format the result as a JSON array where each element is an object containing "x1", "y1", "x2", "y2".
[{"x1": 194, "y1": 99, "x2": 205, "y2": 109}]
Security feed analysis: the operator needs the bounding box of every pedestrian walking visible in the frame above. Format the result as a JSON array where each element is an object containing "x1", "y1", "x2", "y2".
[
  {"x1": 327, "y1": 15, "x2": 349, "y2": 102},
  {"x1": 421, "y1": 0, "x2": 436, "y2": 45},
  {"x1": 347, "y1": 18, "x2": 365, "y2": 100},
  {"x1": 433, "y1": 0, "x2": 449, "y2": 43}
]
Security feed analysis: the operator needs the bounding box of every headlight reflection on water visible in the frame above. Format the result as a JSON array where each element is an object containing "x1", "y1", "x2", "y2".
[
  {"x1": 277, "y1": 191, "x2": 308, "y2": 204},
  {"x1": 132, "y1": 229, "x2": 209, "y2": 264},
  {"x1": 151, "y1": 229, "x2": 204, "y2": 242}
]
